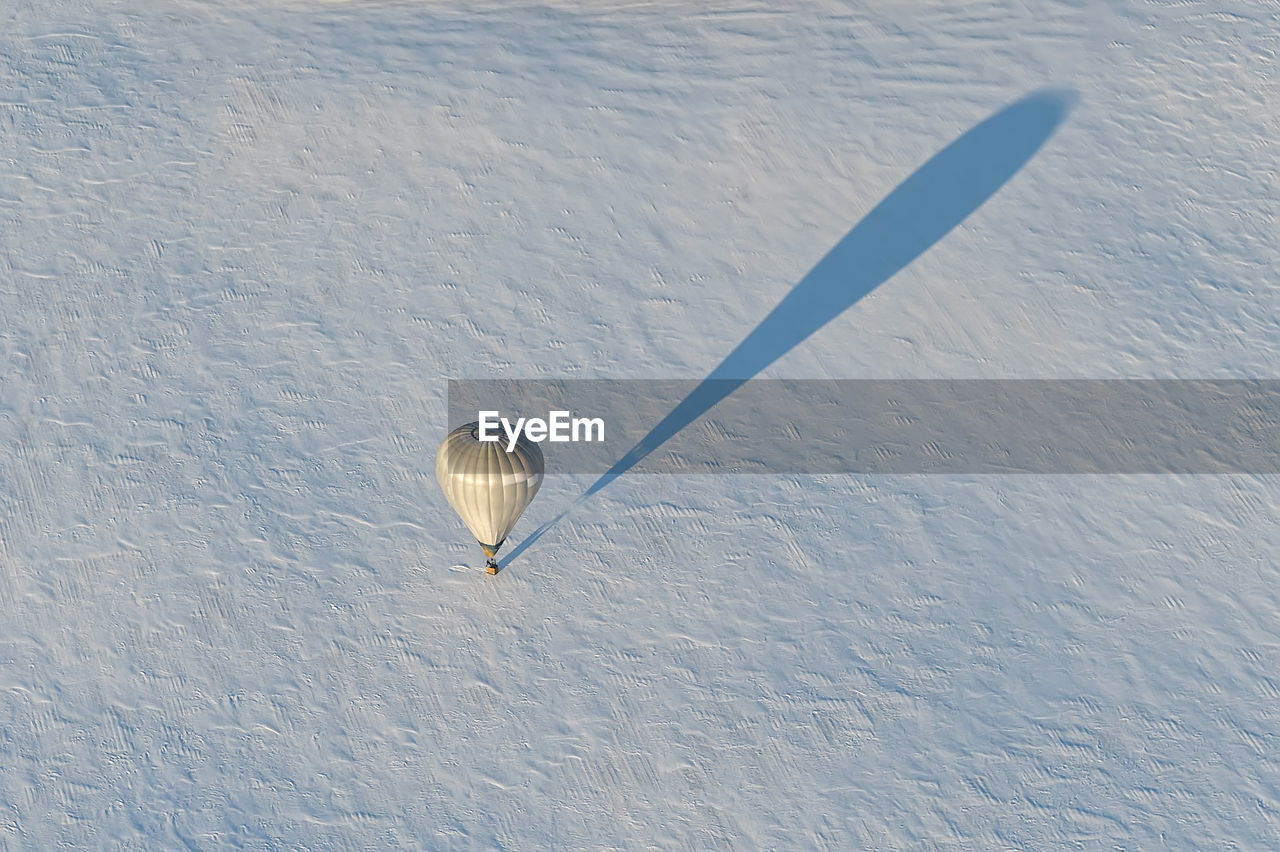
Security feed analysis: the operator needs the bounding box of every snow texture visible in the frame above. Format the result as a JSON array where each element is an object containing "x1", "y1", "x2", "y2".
[{"x1": 2, "y1": 0, "x2": 1279, "y2": 847}]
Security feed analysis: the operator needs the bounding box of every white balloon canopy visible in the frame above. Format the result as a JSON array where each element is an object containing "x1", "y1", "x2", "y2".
[{"x1": 436, "y1": 422, "x2": 544, "y2": 573}]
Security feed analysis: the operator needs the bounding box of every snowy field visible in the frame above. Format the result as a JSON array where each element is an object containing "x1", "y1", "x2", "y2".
[{"x1": 3, "y1": 0, "x2": 1280, "y2": 847}]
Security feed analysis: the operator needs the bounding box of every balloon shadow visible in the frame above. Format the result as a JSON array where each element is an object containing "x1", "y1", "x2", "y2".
[{"x1": 502, "y1": 89, "x2": 1075, "y2": 568}]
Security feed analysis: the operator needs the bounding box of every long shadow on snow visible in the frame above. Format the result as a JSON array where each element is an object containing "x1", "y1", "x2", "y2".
[{"x1": 503, "y1": 89, "x2": 1075, "y2": 569}]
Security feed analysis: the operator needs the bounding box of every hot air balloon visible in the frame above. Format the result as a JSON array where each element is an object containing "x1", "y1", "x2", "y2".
[{"x1": 436, "y1": 421, "x2": 544, "y2": 574}]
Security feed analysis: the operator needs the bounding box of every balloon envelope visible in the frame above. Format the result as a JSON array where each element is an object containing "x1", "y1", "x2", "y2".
[{"x1": 436, "y1": 422, "x2": 544, "y2": 554}]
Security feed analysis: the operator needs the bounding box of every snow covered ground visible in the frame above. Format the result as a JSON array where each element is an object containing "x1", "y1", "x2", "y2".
[{"x1": 2, "y1": 0, "x2": 1279, "y2": 847}]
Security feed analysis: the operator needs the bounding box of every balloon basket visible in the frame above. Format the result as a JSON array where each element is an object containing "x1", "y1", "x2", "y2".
[{"x1": 485, "y1": 559, "x2": 500, "y2": 575}]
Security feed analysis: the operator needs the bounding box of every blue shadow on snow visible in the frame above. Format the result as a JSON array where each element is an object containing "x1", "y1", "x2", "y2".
[{"x1": 502, "y1": 89, "x2": 1075, "y2": 568}]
